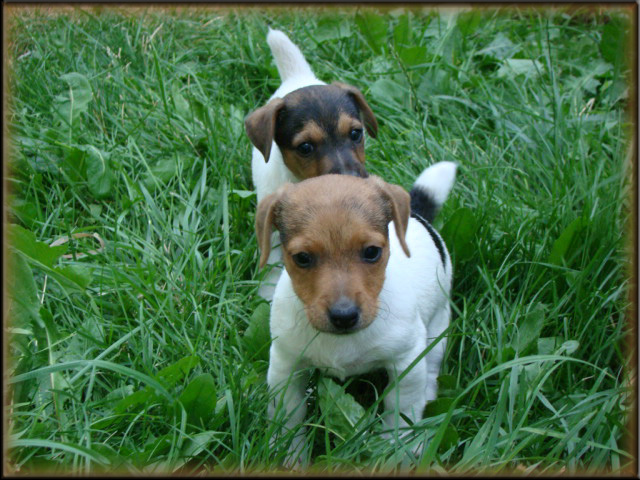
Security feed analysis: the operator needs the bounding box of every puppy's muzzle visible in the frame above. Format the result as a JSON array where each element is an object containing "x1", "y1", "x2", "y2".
[
  {"x1": 326, "y1": 150, "x2": 368, "y2": 178},
  {"x1": 327, "y1": 297, "x2": 360, "y2": 332},
  {"x1": 328, "y1": 165, "x2": 368, "y2": 178}
]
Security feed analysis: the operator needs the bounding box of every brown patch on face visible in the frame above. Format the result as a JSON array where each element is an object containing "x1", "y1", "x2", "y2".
[
  {"x1": 284, "y1": 120, "x2": 328, "y2": 179},
  {"x1": 337, "y1": 112, "x2": 362, "y2": 137},
  {"x1": 256, "y1": 174, "x2": 411, "y2": 334},
  {"x1": 291, "y1": 120, "x2": 327, "y2": 147}
]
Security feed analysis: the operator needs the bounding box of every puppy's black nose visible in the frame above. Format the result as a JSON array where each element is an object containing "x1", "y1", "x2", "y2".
[{"x1": 328, "y1": 299, "x2": 360, "y2": 331}]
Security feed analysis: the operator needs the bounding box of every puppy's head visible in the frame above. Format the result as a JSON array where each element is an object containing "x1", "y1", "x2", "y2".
[
  {"x1": 256, "y1": 175, "x2": 410, "y2": 335},
  {"x1": 245, "y1": 83, "x2": 378, "y2": 179}
]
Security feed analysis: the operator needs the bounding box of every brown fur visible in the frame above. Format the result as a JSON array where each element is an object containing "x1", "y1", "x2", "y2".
[{"x1": 255, "y1": 175, "x2": 411, "y2": 334}]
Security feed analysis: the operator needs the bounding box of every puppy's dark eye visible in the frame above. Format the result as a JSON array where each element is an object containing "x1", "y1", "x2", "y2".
[
  {"x1": 362, "y1": 246, "x2": 382, "y2": 263},
  {"x1": 349, "y1": 129, "x2": 363, "y2": 143},
  {"x1": 296, "y1": 142, "x2": 314, "y2": 156},
  {"x1": 292, "y1": 252, "x2": 314, "y2": 268}
]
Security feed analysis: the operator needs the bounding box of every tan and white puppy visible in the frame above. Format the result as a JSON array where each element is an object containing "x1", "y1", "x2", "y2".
[
  {"x1": 256, "y1": 162, "x2": 457, "y2": 465},
  {"x1": 245, "y1": 28, "x2": 378, "y2": 300}
]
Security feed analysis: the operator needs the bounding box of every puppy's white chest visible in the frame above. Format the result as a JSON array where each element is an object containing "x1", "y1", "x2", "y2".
[
  {"x1": 271, "y1": 269, "x2": 422, "y2": 380},
  {"x1": 304, "y1": 341, "x2": 386, "y2": 381}
]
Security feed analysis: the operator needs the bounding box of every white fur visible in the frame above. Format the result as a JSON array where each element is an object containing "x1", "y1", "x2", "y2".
[
  {"x1": 267, "y1": 164, "x2": 456, "y2": 465},
  {"x1": 252, "y1": 29, "x2": 326, "y2": 300}
]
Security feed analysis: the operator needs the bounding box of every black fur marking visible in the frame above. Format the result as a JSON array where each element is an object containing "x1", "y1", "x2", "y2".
[
  {"x1": 410, "y1": 211, "x2": 446, "y2": 268},
  {"x1": 274, "y1": 85, "x2": 361, "y2": 149},
  {"x1": 410, "y1": 187, "x2": 439, "y2": 224}
]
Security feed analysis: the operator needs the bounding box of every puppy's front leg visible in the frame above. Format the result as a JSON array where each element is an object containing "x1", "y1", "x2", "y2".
[
  {"x1": 425, "y1": 305, "x2": 451, "y2": 402},
  {"x1": 383, "y1": 343, "x2": 428, "y2": 435},
  {"x1": 267, "y1": 343, "x2": 309, "y2": 466}
]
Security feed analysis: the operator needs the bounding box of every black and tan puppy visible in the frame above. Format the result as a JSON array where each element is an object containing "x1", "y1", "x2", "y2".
[
  {"x1": 246, "y1": 28, "x2": 378, "y2": 202},
  {"x1": 246, "y1": 28, "x2": 378, "y2": 299},
  {"x1": 248, "y1": 83, "x2": 376, "y2": 182}
]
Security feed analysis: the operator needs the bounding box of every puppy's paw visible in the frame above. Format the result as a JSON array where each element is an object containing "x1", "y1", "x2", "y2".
[
  {"x1": 381, "y1": 429, "x2": 424, "y2": 459},
  {"x1": 283, "y1": 432, "x2": 309, "y2": 470},
  {"x1": 271, "y1": 429, "x2": 309, "y2": 470}
]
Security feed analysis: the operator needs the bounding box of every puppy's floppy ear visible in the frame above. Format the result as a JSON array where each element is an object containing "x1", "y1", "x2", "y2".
[
  {"x1": 333, "y1": 82, "x2": 378, "y2": 138},
  {"x1": 244, "y1": 98, "x2": 285, "y2": 163},
  {"x1": 255, "y1": 184, "x2": 290, "y2": 268},
  {"x1": 371, "y1": 177, "x2": 411, "y2": 258}
]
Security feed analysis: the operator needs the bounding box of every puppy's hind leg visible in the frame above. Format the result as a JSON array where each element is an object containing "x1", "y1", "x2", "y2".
[{"x1": 383, "y1": 337, "x2": 429, "y2": 434}]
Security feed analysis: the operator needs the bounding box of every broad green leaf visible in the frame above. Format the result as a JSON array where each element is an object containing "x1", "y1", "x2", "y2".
[
  {"x1": 7, "y1": 253, "x2": 41, "y2": 326},
  {"x1": 61, "y1": 146, "x2": 87, "y2": 182},
  {"x1": 497, "y1": 59, "x2": 543, "y2": 79},
  {"x1": 143, "y1": 158, "x2": 177, "y2": 189},
  {"x1": 7, "y1": 225, "x2": 92, "y2": 296},
  {"x1": 437, "y1": 374, "x2": 455, "y2": 390},
  {"x1": 393, "y1": 14, "x2": 411, "y2": 47},
  {"x1": 537, "y1": 336, "x2": 562, "y2": 355},
  {"x1": 318, "y1": 377, "x2": 365, "y2": 439},
  {"x1": 181, "y1": 431, "x2": 217, "y2": 459},
  {"x1": 440, "y1": 423, "x2": 459, "y2": 451},
  {"x1": 368, "y1": 78, "x2": 407, "y2": 107},
  {"x1": 9, "y1": 198, "x2": 38, "y2": 230},
  {"x1": 600, "y1": 17, "x2": 628, "y2": 71},
  {"x1": 476, "y1": 33, "x2": 519, "y2": 60},
  {"x1": 112, "y1": 388, "x2": 158, "y2": 416},
  {"x1": 39, "y1": 307, "x2": 60, "y2": 345},
  {"x1": 456, "y1": 11, "x2": 482, "y2": 36},
  {"x1": 501, "y1": 346, "x2": 516, "y2": 363},
  {"x1": 8, "y1": 224, "x2": 68, "y2": 268},
  {"x1": 560, "y1": 340, "x2": 579, "y2": 355},
  {"x1": 440, "y1": 207, "x2": 479, "y2": 263},
  {"x1": 135, "y1": 434, "x2": 173, "y2": 464},
  {"x1": 85, "y1": 146, "x2": 115, "y2": 199},
  {"x1": 53, "y1": 72, "x2": 93, "y2": 125},
  {"x1": 178, "y1": 373, "x2": 217, "y2": 426},
  {"x1": 355, "y1": 12, "x2": 387, "y2": 54},
  {"x1": 108, "y1": 356, "x2": 200, "y2": 418},
  {"x1": 156, "y1": 355, "x2": 201, "y2": 387},
  {"x1": 522, "y1": 363, "x2": 542, "y2": 388},
  {"x1": 548, "y1": 217, "x2": 590, "y2": 266},
  {"x1": 437, "y1": 374, "x2": 458, "y2": 397},
  {"x1": 513, "y1": 304, "x2": 546, "y2": 354},
  {"x1": 398, "y1": 45, "x2": 427, "y2": 66},
  {"x1": 315, "y1": 17, "x2": 352, "y2": 42},
  {"x1": 171, "y1": 83, "x2": 190, "y2": 118},
  {"x1": 424, "y1": 397, "x2": 454, "y2": 417},
  {"x1": 567, "y1": 74, "x2": 601, "y2": 95},
  {"x1": 242, "y1": 302, "x2": 271, "y2": 363},
  {"x1": 55, "y1": 265, "x2": 92, "y2": 290}
]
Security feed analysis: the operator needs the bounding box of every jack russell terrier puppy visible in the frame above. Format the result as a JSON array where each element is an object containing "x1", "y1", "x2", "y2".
[
  {"x1": 256, "y1": 161, "x2": 457, "y2": 465},
  {"x1": 245, "y1": 28, "x2": 378, "y2": 300}
]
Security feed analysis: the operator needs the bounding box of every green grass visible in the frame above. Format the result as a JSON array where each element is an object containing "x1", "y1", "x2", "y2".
[{"x1": 5, "y1": 5, "x2": 635, "y2": 475}]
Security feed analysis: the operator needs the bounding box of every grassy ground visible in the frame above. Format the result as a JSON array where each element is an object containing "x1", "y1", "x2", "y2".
[{"x1": 4, "y1": 5, "x2": 635, "y2": 475}]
